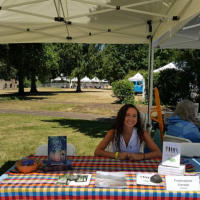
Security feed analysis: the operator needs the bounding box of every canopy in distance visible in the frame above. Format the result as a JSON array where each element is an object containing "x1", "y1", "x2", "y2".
[
  {"x1": 128, "y1": 73, "x2": 144, "y2": 82},
  {"x1": 81, "y1": 76, "x2": 91, "y2": 82},
  {"x1": 0, "y1": 0, "x2": 200, "y2": 45},
  {"x1": 153, "y1": 62, "x2": 179, "y2": 73}
]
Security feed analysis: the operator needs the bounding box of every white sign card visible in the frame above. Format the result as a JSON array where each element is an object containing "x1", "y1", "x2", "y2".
[
  {"x1": 136, "y1": 173, "x2": 163, "y2": 186},
  {"x1": 162, "y1": 142, "x2": 181, "y2": 167},
  {"x1": 166, "y1": 176, "x2": 200, "y2": 191}
]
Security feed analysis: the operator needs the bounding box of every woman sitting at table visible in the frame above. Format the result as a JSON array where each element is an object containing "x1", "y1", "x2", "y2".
[
  {"x1": 94, "y1": 104, "x2": 162, "y2": 161},
  {"x1": 167, "y1": 99, "x2": 200, "y2": 142}
]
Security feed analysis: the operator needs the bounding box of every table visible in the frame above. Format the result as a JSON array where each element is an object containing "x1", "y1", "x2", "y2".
[{"x1": 0, "y1": 156, "x2": 199, "y2": 200}]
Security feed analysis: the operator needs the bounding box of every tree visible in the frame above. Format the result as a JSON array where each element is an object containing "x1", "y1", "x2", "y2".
[
  {"x1": 100, "y1": 44, "x2": 133, "y2": 83},
  {"x1": 7, "y1": 43, "x2": 59, "y2": 95},
  {"x1": 0, "y1": 44, "x2": 17, "y2": 80},
  {"x1": 173, "y1": 49, "x2": 200, "y2": 103},
  {"x1": 8, "y1": 44, "x2": 28, "y2": 95},
  {"x1": 154, "y1": 69, "x2": 191, "y2": 105},
  {"x1": 58, "y1": 43, "x2": 101, "y2": 92},
  {"x1": 37, "y1": 44, "x2": 59, "y2": 85}
]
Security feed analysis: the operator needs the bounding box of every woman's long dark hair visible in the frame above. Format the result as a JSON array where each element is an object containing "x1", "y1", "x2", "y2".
[{"x1": 113, "y1": 104, "x2": 144, "y2": 152}]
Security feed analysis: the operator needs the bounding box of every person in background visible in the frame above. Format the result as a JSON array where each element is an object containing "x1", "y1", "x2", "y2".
[
  {"x1": 94, "y1": 104, "x2": 161, "y2": 161},
  {"x1": 167, "y1": 99, "x2": 200, "y2": 142}
]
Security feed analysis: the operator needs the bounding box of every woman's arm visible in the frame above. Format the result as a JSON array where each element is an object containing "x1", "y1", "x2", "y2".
[
  {"x1": 142, "y1": 131, "x2": 162, "y2": 159},
  {"x1": 128, "y1": 131, "x2": 162, "y2": 161},
  {"x1": 94, "y1": 129, "x2": 115, "y2": 158},
  {"x1": 94, "y1": 129, "x2": 128, "y2": 159}
]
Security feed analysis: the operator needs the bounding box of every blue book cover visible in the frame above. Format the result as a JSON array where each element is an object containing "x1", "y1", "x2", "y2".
[{"x1": 48, "y1": 136, "x2": 67, "y2": 165}]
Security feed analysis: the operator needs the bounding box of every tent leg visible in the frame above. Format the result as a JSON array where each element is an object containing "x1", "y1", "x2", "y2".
[{"x1": 147, "y1": 35, "x2": 154, "y2": 133}]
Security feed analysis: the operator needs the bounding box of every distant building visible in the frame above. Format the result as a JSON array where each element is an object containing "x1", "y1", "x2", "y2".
[{"x1": 0, "y1": 79, "x2": 18, "y2": 90}]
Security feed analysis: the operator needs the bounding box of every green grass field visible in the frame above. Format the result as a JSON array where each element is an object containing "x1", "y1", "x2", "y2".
[
  {"x1": 0, "y1": 88, "x2": 144, "y2": 174},
  {"x1": 0, "y1": 113, "x2": 111, "y2": 174},
  {"x1": 0, "y1": 88, "x2": 118, "y2": 174}
]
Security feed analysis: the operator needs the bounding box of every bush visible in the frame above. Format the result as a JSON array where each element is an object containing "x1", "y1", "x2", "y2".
[
  {"x1": 112, "y1": 79, "x2": 135, "y2": 104},
  {"x1": 154, "y1": 69, "x2": 191, "y2": 105}
]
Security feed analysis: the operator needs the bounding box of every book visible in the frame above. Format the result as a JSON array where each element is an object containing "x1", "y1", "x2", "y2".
[
  {"x1": 158, "y1": 164, "x2": 185, "y2": 176},
  {"x1": 56, "y1": 173, "x2": 92, "y2": 186},
  {"x1": 95, "y1": 171, "x2": 126, "y2": 188},
  {"x1": 162, "y1": 142, "x2": 181, "y2": 167},
  {"x1": 48, "y1": 136, "x2": 67, "y2": 165}
]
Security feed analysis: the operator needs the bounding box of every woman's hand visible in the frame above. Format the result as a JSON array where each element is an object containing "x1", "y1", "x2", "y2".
[
  {"x1": 127, "y1": 153, "x2": 143, "y2": 161},
  {"x1": 118, "y1": 152, "x2": 129, "y2": 160}
]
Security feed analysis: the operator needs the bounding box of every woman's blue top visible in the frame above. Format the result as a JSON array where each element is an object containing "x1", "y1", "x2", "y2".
[{"x1": 167, "y1": 115, "x2": 200, "y2": 143}]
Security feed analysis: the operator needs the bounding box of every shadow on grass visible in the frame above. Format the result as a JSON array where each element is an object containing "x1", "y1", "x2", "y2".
[
  {"x1": 42, "y1": 119, "x2": 113, "y2": 138},
  {"x1": 0, "y1": 90, "x2": 108, "y2": 101},
  {"x1": 0, "y1": 161, "x2": 15, "y2": 175},
  {"x1": 0, "y1": 92, "x2": 55, "y2": 100}
]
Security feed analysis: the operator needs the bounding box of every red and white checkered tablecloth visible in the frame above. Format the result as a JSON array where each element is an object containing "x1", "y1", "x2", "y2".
[{"x1": 0, "y1": 156, "x2": 198, "y2": 200}]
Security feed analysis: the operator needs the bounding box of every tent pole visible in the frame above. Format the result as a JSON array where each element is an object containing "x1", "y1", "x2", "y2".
[{"x1": 147, "y1": 35, "x2": 154, "y2": 133}]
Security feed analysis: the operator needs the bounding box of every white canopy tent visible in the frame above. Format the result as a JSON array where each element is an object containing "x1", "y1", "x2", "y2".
[
  {"x1": 128, "y1": 73, "x2": 145, "y2": 99},
  {"x1": 156, "y1": 13, "x2": 200, "y2": 49},
  {"x1": 1, "y1": 0, "x2": 200, "y2": 127},
  {"x1": 153, "y1": 62, "x2": 179, "y2": 73},
  {"x1": 128, "y1": 73, "x2": 144, "y2": 82},
  {"x1": 0, "y1": 0, "x2": 200, "y2": 44},
  {"x1": 81, "y1": 76, "x2": 91, "y2": 82},
  {"x1": 91, "y1": 77, "x2": 100, "y2": 83}
]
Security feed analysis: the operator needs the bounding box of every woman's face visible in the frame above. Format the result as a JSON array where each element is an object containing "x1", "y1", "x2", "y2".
[{"x1": 124, "y1": 107, "x2": 138, "y2": 128}]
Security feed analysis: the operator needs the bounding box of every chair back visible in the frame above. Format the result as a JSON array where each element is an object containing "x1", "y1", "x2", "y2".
[
  {"x1": 151, "y1": 87, "x2": 164, "y2": 142},
  {"x1": 181, "y1": 143, "x2": 200, "y2": 157},
  {"x1": 163, "y1": 134, "x2": 192, "y2": 143}
]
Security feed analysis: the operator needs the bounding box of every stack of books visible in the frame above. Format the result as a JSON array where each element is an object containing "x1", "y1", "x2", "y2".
[
  {"x1": 158, "y1": 164, "x2": 185, "y2": 176},
  {"x1": 158, "y1": 141, "x2": 185, "y2": 176}
]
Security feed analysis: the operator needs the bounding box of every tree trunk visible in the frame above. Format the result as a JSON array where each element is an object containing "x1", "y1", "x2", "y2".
[
  {"x1": 18, "y1": 73, "x2": 24, "y2": 95},
  {"x1": 76, "y1": 77, "x2": 82, "y2": 92},
  {"x1": 30, "y1": 73, "x2": 38, "y2": 93}
]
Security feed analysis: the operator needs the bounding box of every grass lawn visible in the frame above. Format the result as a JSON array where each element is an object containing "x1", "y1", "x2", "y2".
[
  {"x1": 0, "y1": 113, "x2": 111, "y2": 175},
  {"x1": 0, "y1": 88, "x2": 144, "y2": 174}
]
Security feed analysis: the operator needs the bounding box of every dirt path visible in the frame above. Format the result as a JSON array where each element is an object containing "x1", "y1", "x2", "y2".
[
  {"x1": 0, "y1": 103, "x2": 147, "y2": 121},
  {"x1": 0, "y1": 108, "x2": 114, "y2": 121}
]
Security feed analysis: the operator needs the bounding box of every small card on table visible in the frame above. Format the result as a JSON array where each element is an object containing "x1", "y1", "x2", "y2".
[{"x1": 166, "y1": 176, "x2": 200, "y2": 191}]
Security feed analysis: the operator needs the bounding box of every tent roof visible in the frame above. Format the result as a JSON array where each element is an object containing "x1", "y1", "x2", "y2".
[
  {"x1": 153, "y1": 62, "x2": 178, "y2": 72},
  {"x1": 91, "y1": 77, "x2": 100, "y2": 82},
  {"x1": 0, "y1": 0, "x2": 200, "y2": 44},
  {"x1": 81, "y1": 76, "x2": 91, "y2": 82},
  {"x1": 128, "y1": 73, "x2": 144, "y2": 81},
  {"x1": 157, "y1": 13, "x2": 200, "y2": 49}
]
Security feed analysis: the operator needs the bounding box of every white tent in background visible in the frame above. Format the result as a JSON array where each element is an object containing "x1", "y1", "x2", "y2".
[
  {"x1": 128, "y1": 73, "x2": 145, "y2": 99},
  {"x1": 81, "y1": 76, "x2": 91, "y2": 82},
  {"x1": 71, "y1": 77, "x2": 78, "y2": 82},
  {"x1": 153, "y1": 62, "x2": 179, "y2": 73},
  {"x1": 53, "y1": 77, "x2": 62, "y2": 81},
  {"x1": 128, "y1": 73, "x2": 144, "y2": 82},
  {"x1": 100, "y1": 79, "x2": 108, "y2": 83},
  {"x1": 91, "y1": 77, "x2": 100, "y2": 82}
]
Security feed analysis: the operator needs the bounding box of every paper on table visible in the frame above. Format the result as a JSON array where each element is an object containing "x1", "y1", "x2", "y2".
[
  {"x1": 166, "y1": 176, "x2": 200, "y2": 191},
  {"x1": 95, "y1": 171, "x2": 126, "y2": 188},
  {"x1": 136, "y1": 173, "x2": 163, "y2": 186},
  {"x1": 56, "y1": 173, "x2": 92, "y2": 186}
]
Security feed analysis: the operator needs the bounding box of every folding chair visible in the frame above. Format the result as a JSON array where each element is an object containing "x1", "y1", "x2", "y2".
[{"x1": 151, "y1": 87, "x2": 164, "y2": 143}]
